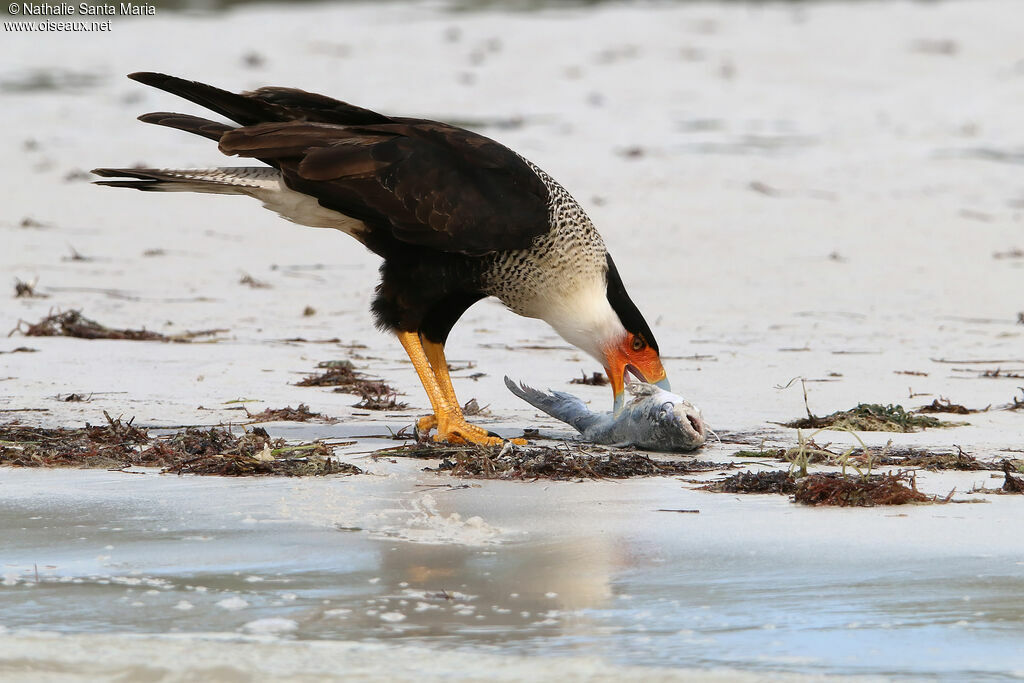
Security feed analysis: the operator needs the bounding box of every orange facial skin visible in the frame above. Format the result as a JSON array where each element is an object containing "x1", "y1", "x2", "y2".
[{"x1": 603, "y1": 333, "x2": 669, "y2": 412}]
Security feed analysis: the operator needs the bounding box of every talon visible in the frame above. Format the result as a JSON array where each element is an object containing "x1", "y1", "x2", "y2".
[
  {"x1": 416, "y1": 414, "x2": 437, "y2": 435},
  {"x1": 437, "y1": 431, "x2": 504, "y2": 446},
  {"x1": 435, "y1": 415, "x2": 507, "y2": 446}
]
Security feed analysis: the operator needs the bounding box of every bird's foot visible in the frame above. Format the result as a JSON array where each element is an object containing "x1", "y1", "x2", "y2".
[{"x1": 428, "y1": 413, "x2": 526, "y2": 446}]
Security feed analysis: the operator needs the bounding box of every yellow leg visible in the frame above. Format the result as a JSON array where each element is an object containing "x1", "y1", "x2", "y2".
[
  {"x1": 398, "y1": 331, "x2": 510, "y2": 446},
  {"x1": 417, "y1": 338, "x2": 463, "y2": 434},
  {"x1": 424, "y1": 339, "x2": 460, "y2": 409}
]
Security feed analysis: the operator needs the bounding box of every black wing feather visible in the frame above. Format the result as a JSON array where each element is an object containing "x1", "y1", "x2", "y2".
[
  {"x1": 137, "y1": 112, "x2": 233, "y2": 141},
  {"x1": 117, "y1": 73, "x2": 551, "y2": 255},
  {"x1": 245, "y1": 86, "x2": 392, "y2": 125},
  {"x1": 128, "y1": 72, "x2": 287, "y2": 126}
]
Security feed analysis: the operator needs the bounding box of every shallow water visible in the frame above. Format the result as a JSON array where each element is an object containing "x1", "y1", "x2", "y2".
[{"x1": 2, "y1": 467, "x2": 1022, "y2": 680}]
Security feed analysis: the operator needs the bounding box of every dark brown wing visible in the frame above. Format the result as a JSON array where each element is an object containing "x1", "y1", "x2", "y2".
[
  {"x1": 128, "y1": 72, "x2": 387, "y2": 126},
  {"x1": 125, "y1": 73, "x2": 550, "y2": 254},
  {"x1": 219, "y1": 120, "x2": 549, "y2": 254},
  {"x1": 244, "y1": 86, "x2": 392, "y2": 125}
]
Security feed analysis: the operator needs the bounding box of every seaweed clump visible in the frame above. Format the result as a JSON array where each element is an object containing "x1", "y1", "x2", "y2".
[
  {"x1": 385, "y1": 442, "x2": 719, "y2": 480},
  {"x1": 709, "y1": 440, "x2": 977, "y2": 505},
  {"x1": 734, "y1": 444, "x2": 1001, "y2": 472},
  {"x1": 353, "y1": 386, "x2": 408, "y2": 411},
  {"x1": 702, "y1": 466, "x2": 944, "y2": 506},
  {"x1": 297, "y1": 360, "x2": 406, "y2": 410},
  {"x1": 11, "y1": 310, "x2": 220, "y2": 343},
  {"x1": 792, "y1": 471, "x2": 934, "y2": 507},
  {"x1": 0, "y1": 416, "x2": 357, "y2": 477},
  {"x1": 971, "y1": 461, "x2": 1024, "y2": 495},
  {"x1": 1002, "y1": 461, "x2": 1024, "y2": 493},
  {"x1": 296, "y1": 360, "x2": 363, "y2": 388},
  {"x1": 570, "y1": 371, "x2": 609, "y2": 386},
  {"x1": 151, "y1": 426, "x2": 357, "y2": 476},
  {"x1": 916, "y1": 398, "x2": 976, "y2": 415},
  {"x1": 701, "y1": 470, "x2": 796, "y2": 494},
  {"x1": 872, "y1": 446, "x2": 998, "y2": 471},
  {"x1": 0, "y1": 413, "x2": 156, "y2": 469},
  {"x1": 1006, "y1": 389, "x2": 1024, "y2": 411},
  {"x1": 783, "y1": 403, "x2": 958, "y2": 432},
  {"x1": 245, "y1": 403, "x2": 335, "y2": 424}
]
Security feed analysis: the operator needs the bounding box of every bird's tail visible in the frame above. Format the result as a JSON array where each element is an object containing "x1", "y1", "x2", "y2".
[{"x1": 91, "y1": 167, "x2": 280, "y2": 194}]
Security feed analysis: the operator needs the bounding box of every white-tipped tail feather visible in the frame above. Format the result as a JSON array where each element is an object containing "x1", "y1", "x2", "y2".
[{"x1": 92, "y1": 167, "x2": 367, "y2": 235}]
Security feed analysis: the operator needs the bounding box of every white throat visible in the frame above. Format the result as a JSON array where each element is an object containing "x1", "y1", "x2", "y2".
[{"x1": 539, "y1": 280, "x2": 625, "y2": 364}]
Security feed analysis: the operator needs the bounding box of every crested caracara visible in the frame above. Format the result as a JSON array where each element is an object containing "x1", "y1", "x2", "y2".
[{"x1": 93, "y1": 73, "x2": 670, "y2": 445}]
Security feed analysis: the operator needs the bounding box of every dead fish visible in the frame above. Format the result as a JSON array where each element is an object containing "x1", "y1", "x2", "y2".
[{"x1": 505, "y1": 376, "x2": 706, "y2": 452}]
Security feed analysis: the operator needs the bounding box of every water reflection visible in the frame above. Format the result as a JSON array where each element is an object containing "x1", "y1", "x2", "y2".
[
  {"x1": 1, "y1": 468, "x2": 1023, "y2": 679},
  {"x1": 0, "y1": 468, "x2": 623, "y2": 648}
]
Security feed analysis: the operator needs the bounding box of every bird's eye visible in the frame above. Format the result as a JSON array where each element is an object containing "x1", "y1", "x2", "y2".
[{"x1": 631, "y1": 336, "x2": 646, "y2": 352}]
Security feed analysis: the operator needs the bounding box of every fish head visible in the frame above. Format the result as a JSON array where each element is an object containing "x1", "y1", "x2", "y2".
[{"x1": 625, "y1": 383, "x2": 707, "y2": 451}]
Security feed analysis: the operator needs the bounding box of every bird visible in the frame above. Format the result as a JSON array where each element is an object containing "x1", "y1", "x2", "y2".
[{"x1": 93, "y1": 73, "x2": 670, "y2": 446}]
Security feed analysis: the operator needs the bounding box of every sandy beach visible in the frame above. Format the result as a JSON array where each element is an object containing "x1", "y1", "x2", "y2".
[{"x1": 2, "y1": 0, "x2": 1023, "y2": 679}]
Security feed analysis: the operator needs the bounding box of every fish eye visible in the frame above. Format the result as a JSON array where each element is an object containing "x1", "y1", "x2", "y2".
[{"x1": 631, "y1": 336, "x2": 646, "y2": 352}]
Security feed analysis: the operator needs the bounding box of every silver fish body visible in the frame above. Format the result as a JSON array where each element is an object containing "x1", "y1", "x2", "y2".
[{"x1": 505, "y1": 377, "x2": 707, "y2": 452}]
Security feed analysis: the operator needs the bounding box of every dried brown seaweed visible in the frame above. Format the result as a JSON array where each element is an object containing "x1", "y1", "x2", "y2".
[
  {"x1": 1005, "y1": 389, "x2": 1024, "y2": 411},
  {"x1": 353, "y1": 386, "x2": 408, "y2": 411},
  {"x1": 0, "y1": 417, "x2": 357, "y2": 476},
  {"x1": 239, "y1": 273, "x2": 271, "y2": 289},
  {"x1": 245, "y1": 403, "x2": 335, "y2": 423},
  {"x1": 299, "y1": 360, "x2": 387, "y2": 392},
  {"x1": 385, "y1": 442, "x2": 719, "y2": 480},
  {"x1": 0, "y1": 347, "x2": 37, "y2": 354},
  {"x1": 10, "y1": 310, "x2": 222, "y2": 343},
  {"x1": 734, "y1": 443, "x2": 1000, "y2": 472},
  {"x1": 297, "y1": 359, "x2": 405, "y2": 410},
  {"x1": 792, "y1": 471, "x2": 934, "y2": 507},
  {"x1": 916, "y1": 398, "x2": 978, "y2": 415},
  {"x1": 981, "y1": 368, "x2": 1024, "y2": 380},
  {"x1": 872, "y1": 446, "x2": 998, "y2": 471},
  {"x1": 1002, "y1": 461, "x2": 1024, "y2": 493},
  {"x1": 701, "y1": 470, "x2": 797, "y2": 494},
  {"x1": 570, "y1": 371, "x2": 609, "y2": 386},
  {"x1": 1, "y1": 413, "x2": 158, "y2": 469},
  {"x1": 783, "y1": 403, "x2": 958, "y2": 432}
]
